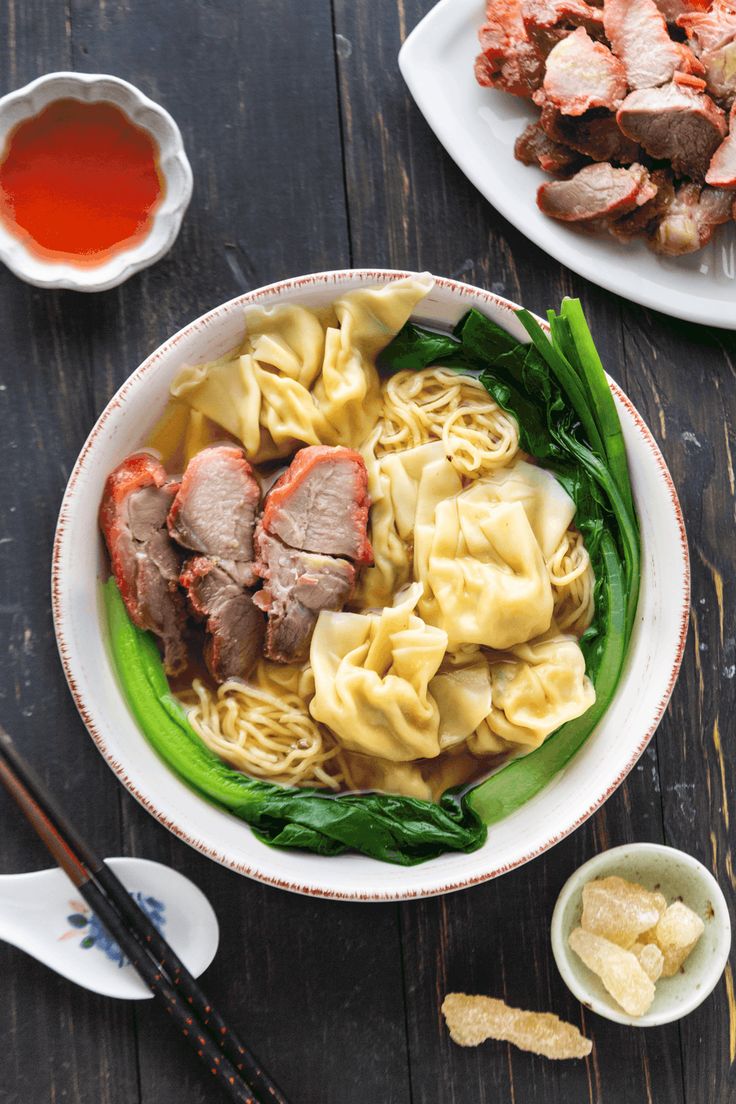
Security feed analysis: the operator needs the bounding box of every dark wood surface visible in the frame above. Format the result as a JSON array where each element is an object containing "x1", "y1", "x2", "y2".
[{"x1": 0, "y1": 2, "x2": 733, "y2": 1102}]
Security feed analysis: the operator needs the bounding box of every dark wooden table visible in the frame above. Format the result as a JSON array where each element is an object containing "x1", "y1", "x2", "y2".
[{"x1": 1, "y1": 3, "x2": 733, "y2": 1102}]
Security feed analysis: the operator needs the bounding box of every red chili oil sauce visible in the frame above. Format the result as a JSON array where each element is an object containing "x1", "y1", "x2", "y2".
[{"x1": 0, "y1": 98, "x2": 164, "y2": 266}]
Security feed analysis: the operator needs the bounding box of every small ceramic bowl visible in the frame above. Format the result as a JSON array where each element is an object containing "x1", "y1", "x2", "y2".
[
  {"x1": 0, "y1": 72, "x2": 192, "y2": 292},
  {"x1": 551, "y1": 843, "x2": 731, "y2": 1027}
]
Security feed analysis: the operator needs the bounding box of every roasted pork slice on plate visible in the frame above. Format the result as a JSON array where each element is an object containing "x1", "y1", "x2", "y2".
[
  {"x1": 678, "y1": 0, "x2": 736, "y2": 107},
  {"x1": 515, "y1": 119, "x2": 588, "y2": 172},
  {"x1": 475, "y1": 0, "x2": 545, "y2": 96},
  {"x1": 706, "y1": 102, "x2": 736, "y2": 184},
  {"x1": 99, "y1": 453, "x2": 188, "y2": 676},
  {"x1": 522, "y1": 0, "x2": 605, "y2": 53},
  {"x1": 604, "y1": 0, "x2": 701, "y2": 89},
  {"x1": 180, "y1": 557, "x2": 265, "y2": 683},
  {"x1": 540, "y1": 104, "x2": 641, "y2": 162},
  {"x1": 617, "y1": 80, "x2": 727, "y2": 177},
  {"x1": 652, "y1": 180, "x2": 734, "y2": 252},
  {"x1": 534, "y1": 27, "x2": 627, "y2": 114},
  {"x1": 537, "y1": 161, "x2": 656, "y2": 220}
]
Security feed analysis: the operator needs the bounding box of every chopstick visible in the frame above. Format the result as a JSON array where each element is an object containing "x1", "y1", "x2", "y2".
[{"x1": 0, "y1": 727, "x2": 290, "y2": 1104}]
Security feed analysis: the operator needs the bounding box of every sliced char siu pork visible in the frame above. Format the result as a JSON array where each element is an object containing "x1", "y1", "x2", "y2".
[
  {"x1": 522, "y1": 0, "x2": 605, "y2": 53},
  {"x1": 655, "y1": 0, "x2": 712, "y2": 23},
  {"x1": 540, "y1": 104, "x2": 641, "y2": 162},
  {"x1": 475, "y1": 0, "x2": 546, "y2": 98},
  {"x1": 534, "y1": 28, "x2": 627, "y2": 114},
  {"x1": 514, "y1": 119, "x2": 588, "y2": 172},
  {"x1": 254, "y1": 532, "x2": 355, "y2": 664},
  {"x1": 652, "y1": 180, "x2": 734, "y2": 252},
  {"x1": 100, "y1": 453, "x2": 187, "y2": 676},
  {"x1": 167, "y1": 445, "x2": 265, "y2": 683},
  {"x1": 255, "y1": 445, "x2": 373, "y2": 663},
  {"x1": 537, "y1": 161, "x2": 657, "y2": 220},
  {"x1": 706, "y1": 102, "x2": 736, "y2": 185},
  {"x1": 678, "y1": 2, "x2": 736, "y2": 108},
  {"x1": 167, "y1": 445, "x2": 260, "y2": 585},
  {"x1": 617, "y1": 80, "x2": 727, "y2": 177},
  {"x1": 609, "y1": 167, "x2": 677, "y2": 238},
  {"x1": 604, "y1": 0, "x2": 702, "y2": 90},
  {"x1": 259, "y1": 445, "x2": 372, "y2": 564},
  {"x1": 678, "y1": 1, "x2": 736, "y2": 58},
  {"x1": 179, "y1": 558, "x2": 265, "y2": 684}
]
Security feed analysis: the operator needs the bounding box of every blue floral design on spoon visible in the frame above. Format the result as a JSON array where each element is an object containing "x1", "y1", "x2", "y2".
[{"x1": 64, "y1": 892, "x2": 166, "y2": 967}]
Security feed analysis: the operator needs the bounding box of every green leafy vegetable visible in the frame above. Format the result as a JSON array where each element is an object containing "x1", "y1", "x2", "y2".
[
  {"x1": 104, "y1": 579, "x2": 486, "y2": 865},
  {"x1": 380, "y1": 298, "x2": 640, "y2": 824}
]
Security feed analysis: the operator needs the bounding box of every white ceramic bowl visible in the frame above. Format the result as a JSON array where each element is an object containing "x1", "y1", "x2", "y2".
[
  {"x1": 0, "y1": 72, "x2": 192, "y2": 291},
  {"x1": 551, "y1": 844, "x2": 731, "y2": 1026},
  {"x1": 52, "y1": 270, "x2": 690, "y2": 900}
]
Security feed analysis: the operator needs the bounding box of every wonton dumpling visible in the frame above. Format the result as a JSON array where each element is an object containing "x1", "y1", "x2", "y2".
[
  {"x1": 170, "y1": 275, "x2": 434, "y2": 462},
  {"x1": 171, "y1": 352, "x2": 264, "y2": 456},
  {"x1": 313, "y1": 275, "x2": 435, "y2": 448},
  {"x1": 414, "y1": 461, "x2": 554, "y2": 650},
  {"x1": 352, "y1": 439, "x2": 448, "y2": 610},
  {"x1": 429, "y1": 657, "x2": 493, "y2": 750},
  {"x1": 470, "y1": 635, "x2": 595, "y2": 755},
  {"x1": 461, "y1": 459, "x2": 576, "y2": 559},
  {"x1": 309, "y1": 583, "x2": 448, "y2": 761},
  {"x1": 244, "y1": 304, "x2": 327, "y2": 387},
  {"x1": 351, "y1": 432, "x2": 411, "y2": 609}
]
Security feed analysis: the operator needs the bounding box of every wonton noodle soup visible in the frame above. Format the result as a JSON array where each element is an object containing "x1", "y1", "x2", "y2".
[{"x1": 143, "y1": 277, "x2": 596, "y2": 802}]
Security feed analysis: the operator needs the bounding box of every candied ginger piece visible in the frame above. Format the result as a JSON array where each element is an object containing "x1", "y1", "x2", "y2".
[
  {"x1": 569, "y1": 928, "x2": 656, "y2": 1017},
  {"x1": 630, "y1": 940, "x2": 665, "y2": 983},
  {"x1": 654, "y1": 902, "x2": 705, "y2": 977},
  {"x1": 441, "y1": 994, "x2": 592, "y2": 1060},
  {"x1": 581, "y1": 876, "x2": 666, "y2": 948}
]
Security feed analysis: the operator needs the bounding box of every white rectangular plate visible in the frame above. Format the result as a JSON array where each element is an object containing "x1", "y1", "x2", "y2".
[{"x1": 399, "y1": 0, "x2": 736, "y2": 329}]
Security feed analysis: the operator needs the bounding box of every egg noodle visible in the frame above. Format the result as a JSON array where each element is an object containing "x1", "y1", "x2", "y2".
[
  {"x1": 378, "y1": 367, "x2": 519, "y2": 476},
  {"x1": 180, "y1": 661, "x2": 348, "y2": 791}
]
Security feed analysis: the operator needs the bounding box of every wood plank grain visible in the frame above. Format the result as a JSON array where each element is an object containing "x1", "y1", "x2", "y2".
[
  {"x1": 331, "y1": 0, "x2": 692, "y2": 1100},
  {"x1": 619, "y1": 309, "x2": 736, "y2": 1104},
  {"x1": 0, "y1": 4, "x2": 139, "y2": 1101}
]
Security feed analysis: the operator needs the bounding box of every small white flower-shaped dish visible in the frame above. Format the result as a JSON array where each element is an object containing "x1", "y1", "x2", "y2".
[
  {"x1": 0, "y1": 72, "x2": 192, "y2": 292},
  {"x1": 551, "y1": 843, "x2": 732, "y2": 1027}
]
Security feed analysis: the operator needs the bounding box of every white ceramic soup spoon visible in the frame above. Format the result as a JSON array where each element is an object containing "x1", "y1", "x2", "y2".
[{"x1": 0, "y1": 856, "x2": 219, "y2": 999}]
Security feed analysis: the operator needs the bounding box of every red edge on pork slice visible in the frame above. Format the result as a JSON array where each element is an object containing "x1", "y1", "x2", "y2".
[
  {"x1": 475, "y1": 0, "x2": 545, "y2": 98},
  {"x1": 99, "y1": 452, "x2": 188, "y2": 676},
  {"x1": 537, "y1": 161, "x2": 656, "y2": 220},
  {"x1": 534, "y1": 27, "x2": 627, "y2": 115},
  {"x1": 261, "y1": 445, "x2": 373, "y2": 566}
]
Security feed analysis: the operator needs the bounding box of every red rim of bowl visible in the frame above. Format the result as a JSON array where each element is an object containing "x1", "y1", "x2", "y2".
[{"x1": 51, "y1": 269, "x2": 691, "y2": 900}]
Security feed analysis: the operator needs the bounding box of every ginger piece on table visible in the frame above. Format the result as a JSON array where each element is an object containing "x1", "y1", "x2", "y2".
[
  {"x1": 569, "y1": 927, "x2": 656, "y2": 1017},
  {"x1": 441, "y1": 993, "x2": 592, "y2": 1060}
]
